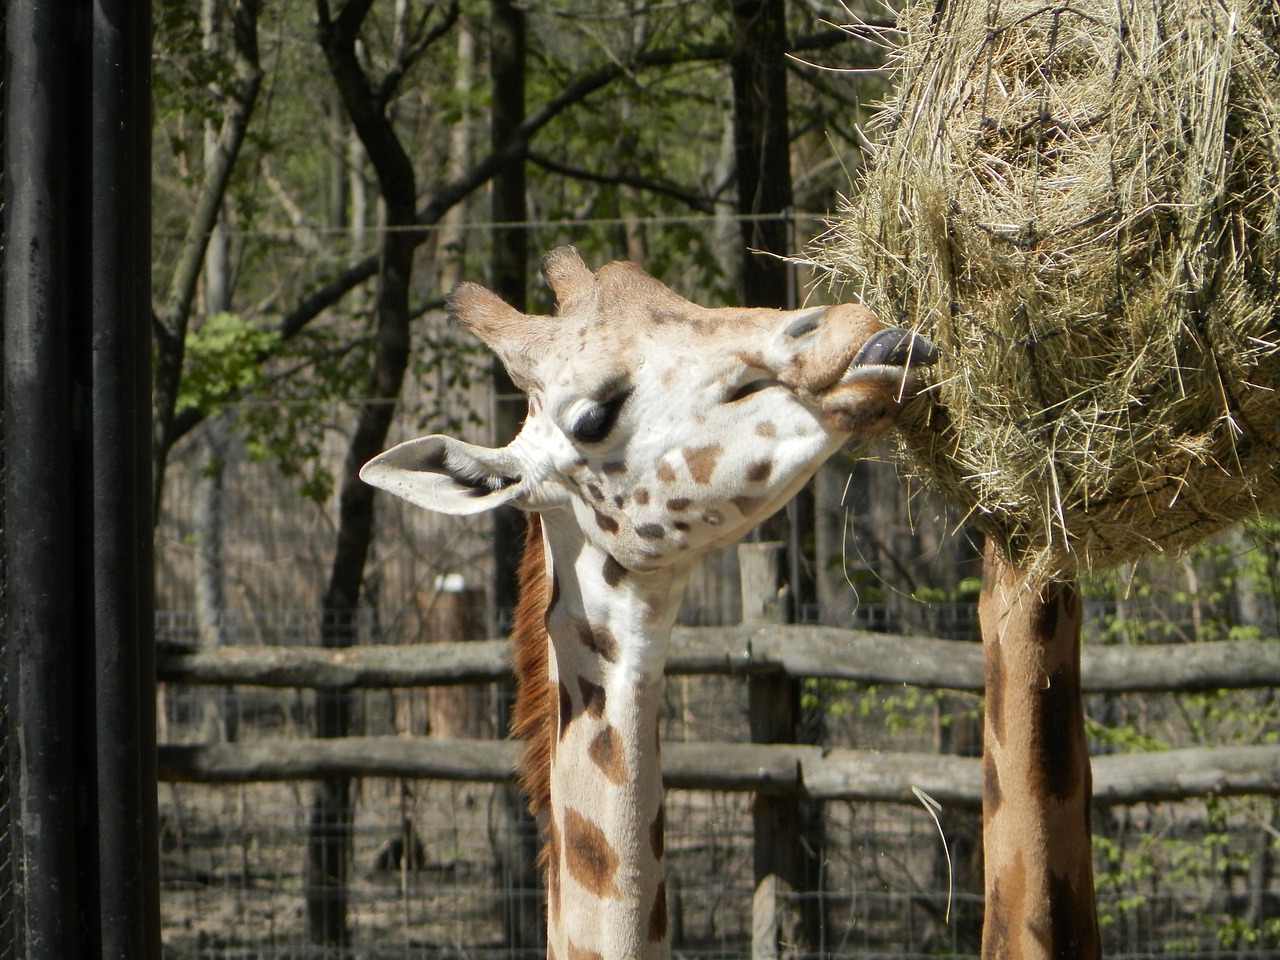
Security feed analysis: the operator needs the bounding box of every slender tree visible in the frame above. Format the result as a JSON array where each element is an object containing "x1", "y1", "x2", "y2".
[{"x1": 306, "y1": 0, "x2": 458, "y2": 946}]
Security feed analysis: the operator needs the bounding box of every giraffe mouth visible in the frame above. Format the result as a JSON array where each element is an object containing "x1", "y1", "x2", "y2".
[{"x1": 820, "y1": 328, "x2": 937, "y2": 434}]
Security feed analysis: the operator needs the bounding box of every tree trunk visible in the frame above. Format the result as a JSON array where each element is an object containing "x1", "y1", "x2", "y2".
[
  {"x1": 730, "y1": 0, "x2": 792, "y2": 309},
  {"x1": 741, "y1": 543, "x2": 825, "y2": 958},
  {"x1": 437, "y1": 20, "x2": 476, "y2": 291},
  {"x1": 487, "y1": 3, "x2": 545, "y2": 951},
  {"x1": 152, "y1": 0, "x2": 262, "y2": 520},
  {"x1": 979, "y1": 541, "x2": 1100, "y2": 960},
  {"x1": 306, "y1": 0, "x2": 432, "y2": 946}
]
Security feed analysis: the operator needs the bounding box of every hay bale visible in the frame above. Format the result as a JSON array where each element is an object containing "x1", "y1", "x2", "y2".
[{"x1": 820, "y1": 0, "x2": 1280, "y2": 577}]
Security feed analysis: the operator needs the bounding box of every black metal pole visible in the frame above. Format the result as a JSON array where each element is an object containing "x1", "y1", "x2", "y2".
[
  {"x1": 3, "y1": 1, "x2": 87, "y2": 956},
  {"x1": 4, "y1": 0, "x2": 158, "y2": 957},
  {"x1": 90, "y1": 0, "x2": 158, "y2": 956}
]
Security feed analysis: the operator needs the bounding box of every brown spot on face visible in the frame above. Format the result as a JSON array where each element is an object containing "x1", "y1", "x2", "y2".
[
  {"x1": 648, "y1": 880, "x2": 668, "y2": 942},
  {"x1": 650, "y1": 806, "x2": 665, "y2": 861},
  {"x1": 593, "y1": 509, "x2": 619, "y2": 534},
  {"x1": 682, "y1": 443, "x2": 723, "y2": 484},
  {"x1": 755, "y1": 420, "x2": 777, "y2": 438},
  {"x1": 655, "y1": 461, "x2": 677, "y2": 484},
  {"x1": 563, "y1": 808, "x2": 619, "y2": 899},
  {"x1": 673, "y1": 520, "x2": 690, "y2": 532},
  {"x1": 731, "y1": 495, "x2": 764, "y2": 516},
  {"x1": 577, "y1": 621, "x2": 619, "y2": 663},
  {"x1": 602, "y1": 554, "x2": 627, "y2": 587},
  {"x1": 567, "y1": 942, "x2": 604, "y2": 960},
  {"x1": 634, "y1": 488, "x2": 650, "y2": 506},
  {"x1": 649, "y1": 307, "x2": 692, "y2": 326},
  {"x1": 746, "y1": 459, "x2": 774, "y2": 483},
  {"x1": 558, "y1": 682, "x2": 572, "y2": 741},
  {"x1": 588, "y1": 725, "x2": 627, "y2": 785},
  {"x1": 666, "y1": 497, "x2": 692, "y2": 511},
  {"x1": 578, "y1": 676, "x2": 607, "y2": 718},
  {"x1": 636, "y1": 523, "x2": 665, "y2": 540},
  {"x1": 601, "y1": 461, "x2": 627, "y2": 475},
  {"x1": 586, "y1": 482, "x2": 605, "y2": 502}
]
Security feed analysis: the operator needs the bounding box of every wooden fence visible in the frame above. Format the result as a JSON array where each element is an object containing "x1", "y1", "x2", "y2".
[{"x1": 156, "y1": 626, "x2": 1280, "y2": 807}]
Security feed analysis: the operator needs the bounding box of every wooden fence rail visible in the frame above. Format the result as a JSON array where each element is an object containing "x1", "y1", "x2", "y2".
[
  {"x1": 155, "y1": 627, "x2": 1280, "y2": 805},
  {"x1": 156, "y1": 627, "x2": 1280, "y2": 693},
  {"x1": 156, "y1": 735, "x2": 1280, "y2": 808}
]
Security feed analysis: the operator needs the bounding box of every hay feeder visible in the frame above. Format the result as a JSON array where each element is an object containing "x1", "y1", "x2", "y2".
[{"x1": 822, "y1": 0, "x2": 1280, "y2": 577}]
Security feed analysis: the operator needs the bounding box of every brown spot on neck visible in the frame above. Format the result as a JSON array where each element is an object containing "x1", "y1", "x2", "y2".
[
  {"x1": 547, "y1": 816, "x2": 562, "y2": 925},
  {"x1": 578, "y1": 676, "x2": 607, "y2": 718},
  {"x1": 588, "y1": 725, "x2": 627, "y2": 785},
  {"x1": 648, "y1": 881, "x2": 668, "y2": 943},
  {"x1": 650, "y1": 806, "x2": 665, "y2": 861},
  {"x1": 606, "y1": 552, "x2": 632, "y2": 591},
  {"x1": 602, "y1": 554, "x2": 627, "y2": 587},
  {"x1": 558, "y1": 682, "x2": 572, "y2": 740},
  {"x1": 746, "y1": 459, "x2": 774, "y2": 482},
  {"x1": 577, "y1": 620, "x2": 619, "y2": 662},
  {"x1": 563, "y1": 808, "x2": 620, "y2": 899}
]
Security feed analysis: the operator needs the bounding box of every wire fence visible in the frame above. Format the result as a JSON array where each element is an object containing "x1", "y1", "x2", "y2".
[{"x1": 155, "y1": 602, "x2": 1280, "y2": 960}]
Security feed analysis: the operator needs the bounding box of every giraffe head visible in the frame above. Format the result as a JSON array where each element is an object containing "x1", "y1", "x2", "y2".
[{"x1": 363, "y1": 246, "x2": 934, "y2": 572}]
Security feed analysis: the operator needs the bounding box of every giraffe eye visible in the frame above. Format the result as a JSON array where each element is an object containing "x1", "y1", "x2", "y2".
[{"x1": 571, "y1": 390, "x2": 630, "y2": 444}]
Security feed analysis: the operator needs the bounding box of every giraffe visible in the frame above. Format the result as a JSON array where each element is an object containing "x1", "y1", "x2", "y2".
[
  {"x1": 979, "y1": 543, "x2": 1100, "y2": 960},
  {"x1": 361, "y1": 246, "x2": 935, "y2": 959}
]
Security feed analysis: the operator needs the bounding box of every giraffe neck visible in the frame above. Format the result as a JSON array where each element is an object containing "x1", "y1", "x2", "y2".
[
  {"x1": 978, "y1": 542, "x2": 1099, "y2": 960},
  {"x1": 535, "y1": 517, "x2": 686, "y2": 960}
]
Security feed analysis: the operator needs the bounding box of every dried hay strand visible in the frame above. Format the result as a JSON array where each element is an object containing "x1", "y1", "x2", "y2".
[{"x1": 819, "y1": 0, "x2": 1280, "y2": 578}]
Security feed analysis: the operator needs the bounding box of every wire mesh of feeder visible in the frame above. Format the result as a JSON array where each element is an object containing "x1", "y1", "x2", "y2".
[{"x1": 818, "y1": 0, "x2": 1280, "y2": 577}]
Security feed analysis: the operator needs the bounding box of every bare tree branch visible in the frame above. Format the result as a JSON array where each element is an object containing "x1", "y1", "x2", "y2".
[
  {"x1": 164, "y1": 27, "x2": 864, "y2": 452},
  {"x1": 153, "y1": 0, "x2": 263, "y2": 510}
]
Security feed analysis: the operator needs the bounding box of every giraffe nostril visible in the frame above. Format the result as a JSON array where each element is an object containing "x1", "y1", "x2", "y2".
[{"x1": 783, "y1": 309, "x2": 824, "y2": 339}]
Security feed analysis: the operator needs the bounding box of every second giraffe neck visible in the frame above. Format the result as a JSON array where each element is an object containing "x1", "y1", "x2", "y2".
[{"x1": 539, "y1": 519, "x2": 687, "y2": 960}]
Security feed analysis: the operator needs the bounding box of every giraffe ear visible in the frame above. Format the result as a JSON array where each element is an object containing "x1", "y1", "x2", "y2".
[
  {"x1": 361, "y1": 435, "x2": 529, "y2": 516},
  {"x1": 541, "y1": 245, "x2": 595, "y2": 310}
]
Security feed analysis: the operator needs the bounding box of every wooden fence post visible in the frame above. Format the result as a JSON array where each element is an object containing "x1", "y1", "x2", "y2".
[{"x1": 740, "y1": 542, "x2": 823, "y2": 958}]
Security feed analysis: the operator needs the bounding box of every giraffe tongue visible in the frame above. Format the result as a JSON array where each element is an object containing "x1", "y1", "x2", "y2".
[{"x1": 848, "y1": 328, "x2": 938, "y2": 372}]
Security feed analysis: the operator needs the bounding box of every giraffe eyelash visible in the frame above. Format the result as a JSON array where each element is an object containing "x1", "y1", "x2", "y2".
[{"x1": 570, "y1": 389, "x2": 631, "y2": 444}]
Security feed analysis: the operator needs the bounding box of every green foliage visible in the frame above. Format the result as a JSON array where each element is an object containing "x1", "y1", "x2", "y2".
[
  {"x1": 1082, "y1": 523, "x2": 1280, "y2": 951},
  {"x1": 177, "y1": 312, "x2": 281, "y2": 414}
]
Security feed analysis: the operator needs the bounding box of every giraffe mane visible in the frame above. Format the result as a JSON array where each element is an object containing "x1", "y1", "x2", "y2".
[{"x1": 509, "y1": 512, "x2": 554, "y2": 864}]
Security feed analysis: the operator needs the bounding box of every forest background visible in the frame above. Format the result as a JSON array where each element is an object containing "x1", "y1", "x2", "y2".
[{"x1": 150, "y1": 0, "x2": 1280, "y2": 954}]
